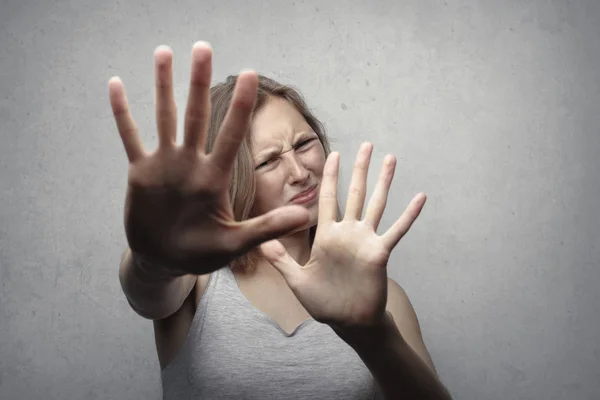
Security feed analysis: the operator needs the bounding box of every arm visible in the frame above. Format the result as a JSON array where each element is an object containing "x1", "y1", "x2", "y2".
[
  {"x1": 332, "y1": 279, "x2": 452, "y2": 400},
  {"x1": 118, "y1": 248, "x2": 197, "y2": 320}
]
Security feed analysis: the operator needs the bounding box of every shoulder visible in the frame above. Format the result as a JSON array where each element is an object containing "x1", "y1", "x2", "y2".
[
  {"x1": 385, "y1": 277, "x2": 438, "y2": 374},
  {"x1": 194, "y1": 273, "x2": 211, "y2": 306}
]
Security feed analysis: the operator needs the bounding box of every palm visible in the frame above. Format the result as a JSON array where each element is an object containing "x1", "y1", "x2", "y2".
[
  {"x1": 124, "y1": 151, "x2": 237, "y2": 271},
  {"x1": 109, "y1": 43, "x2": 310, "y2": 275},
  {"x1": 260, "y1": 143, "x2": 427, "y2": 330},
  {"x1": 297, "y1": 222, "x2": 390, "y2": 328}
]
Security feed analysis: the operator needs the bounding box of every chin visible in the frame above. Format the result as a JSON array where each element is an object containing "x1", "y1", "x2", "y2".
[{"x1": 281, "y1": 211, "x2": 318, "y2": 238}]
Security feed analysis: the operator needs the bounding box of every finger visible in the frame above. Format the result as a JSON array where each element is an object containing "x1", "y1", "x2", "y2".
[
  {"x1": 381, "y1": 193, "x2": 427, "y2": 250},
  {"x1": 364, "y1": 154, "x2": 396, "y2": 230},
  {"x1": 238, "y1": 205, "x2": 310, "y2": 252},
  {"x1": 154, "y1": 45, "x2": 177, "y2": 148},
  {"x1": 259, "y1": 239, "x2": 300, "y2": 284},
  {"x1": 209, "y1": 71, "x2": 258, "y2": 172},
  {"x1": 318, "y1": 152, "x2": 340, "y2": 224},
  {"x1": 184, "y1": 41, "x2": 212, "y2": 151},
  {"x1": 108, "y1": 77, "x2": 145, "y2": 162},
  {"x1": 344, "y1": 142, "x2": 373, "y2": 221}
]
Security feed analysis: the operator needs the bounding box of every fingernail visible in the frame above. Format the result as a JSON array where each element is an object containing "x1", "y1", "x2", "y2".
[
  {"x1": 155, "y1": 45, "x2": 171, "y2": 54},
  {"x1": 193, "y1": 41, "x2": 212, "y2": 50}
]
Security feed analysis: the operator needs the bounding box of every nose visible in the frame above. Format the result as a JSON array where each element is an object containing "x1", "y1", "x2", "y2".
[{"x1": 285, "y1": 152, "x2": 310, "y2": 184}]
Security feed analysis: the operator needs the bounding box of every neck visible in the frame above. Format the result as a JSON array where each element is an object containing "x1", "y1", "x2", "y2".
[{"x1": 277, "y1": 227, "x2": 313, "y2": 265}]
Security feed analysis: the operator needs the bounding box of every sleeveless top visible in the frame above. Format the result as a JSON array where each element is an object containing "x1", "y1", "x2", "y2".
[{"x1": 161, "y1": 266, "x2": 383, "y2": 399}]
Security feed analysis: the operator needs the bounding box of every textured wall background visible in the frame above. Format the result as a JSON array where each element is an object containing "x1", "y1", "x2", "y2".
[{"x1": 1, "y1": 1, "x2": 599, "y2": 399}]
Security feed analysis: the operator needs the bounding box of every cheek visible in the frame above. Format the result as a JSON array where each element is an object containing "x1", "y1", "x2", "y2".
[
  {"x1": 254, "y1": 174, "x2": 285, "y2": 208},
  {"x1": 251, "y1": 180, "x2": 271, "y2": 216},
  {"x1": 308, "y1": 148, "x2": 327, "y2": 176}
]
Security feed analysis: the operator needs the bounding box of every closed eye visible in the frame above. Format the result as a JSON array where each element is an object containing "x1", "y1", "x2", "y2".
[
  {"x1": 256, "y1": 138, "x2": 316, "y2": 170},
  {"x1": 296, "y1": 138, "x2": 315, "y2": 148},
  {"x1": 256, "y1": 158, "x2": 276, "y2": 169}
]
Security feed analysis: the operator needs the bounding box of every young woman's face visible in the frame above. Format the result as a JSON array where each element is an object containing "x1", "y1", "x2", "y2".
[{"x1": 249, "y1": 96, "x2": 326, "y2": 230}]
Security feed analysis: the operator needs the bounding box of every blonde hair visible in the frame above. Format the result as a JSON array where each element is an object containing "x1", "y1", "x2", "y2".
[{"x1": 205, "y1": 75, "x2": 336, "y2": 272}]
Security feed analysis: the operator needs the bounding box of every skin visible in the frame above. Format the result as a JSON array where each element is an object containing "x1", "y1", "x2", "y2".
[
  {"x1": 249, "y1": 93, "x2": 441, "y2": 378},
  {"x1": 110, "y1": 42, "x2": 443, "y2": 392},
  {"x1": 110, "y1": 43, "x2": 312, "y2": 279},
  {"x1": 249, "y1": 96, "x2": 326, "y2": 268}
]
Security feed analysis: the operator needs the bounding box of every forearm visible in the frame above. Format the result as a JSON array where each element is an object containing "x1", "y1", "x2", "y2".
[
  {"x1": 119, "y1": 248, "x2": 194, "y2": 320},
  {"x1": 333, "y1": 312, "x2": 452, "y2": 400}
]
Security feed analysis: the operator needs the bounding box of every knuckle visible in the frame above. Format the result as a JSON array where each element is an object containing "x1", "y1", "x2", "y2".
[
  {"x1": 156, "y1": 105, "x2": 175, "y2": 117},
  {"x1": 185, "y1": 109, "x2": 207, "y2": 124},
  {"x1": 230, "y1": 96, "x2": 253, "y2": 114},
  {"x1": 121, "y1": 126, "x2": 137, "y2": 139},
  {"x1": 190, "y1": 78, "x2": 210, "y2": 92},
  {"x1": 321, "y1": 191, "x2": 337, "y2": 200},
  {"x1": 353, "y1": 162, "x2": 367, "y2": 171},
  {"x1": 348, "y1": 186, "x2": 362, "y2": 196}
]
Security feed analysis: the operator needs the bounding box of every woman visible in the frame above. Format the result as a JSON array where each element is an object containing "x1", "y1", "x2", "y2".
[{"x1": 110, "y1": 41, "x2": 452, "y2": 399}]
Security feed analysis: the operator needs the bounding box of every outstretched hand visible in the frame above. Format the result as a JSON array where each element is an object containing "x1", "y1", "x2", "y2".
[
  {"x1": 260, "y1": 143, "x2": 427, "y2": 331},
  {"x1": 109, "y1": 42, "x2": 310, "y2": 275}
]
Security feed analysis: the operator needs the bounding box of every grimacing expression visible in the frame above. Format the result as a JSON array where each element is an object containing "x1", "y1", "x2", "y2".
[{"x1": 249, "y1": 96, "x2": 326, "y2": 228}]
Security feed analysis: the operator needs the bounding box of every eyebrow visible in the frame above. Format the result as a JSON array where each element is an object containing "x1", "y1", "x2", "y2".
[{"x1": 254, "y1": 131, "x2": 315, "y2": 161}]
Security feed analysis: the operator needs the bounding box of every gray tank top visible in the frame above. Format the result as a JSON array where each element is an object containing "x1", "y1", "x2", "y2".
[{"x1": 161, "y1": 266, "x2": 383, "y2": 399}]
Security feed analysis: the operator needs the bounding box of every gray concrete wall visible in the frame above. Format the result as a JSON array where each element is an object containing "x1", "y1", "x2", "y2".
[{"x1": 1, "y1": 0, "x2": 599, "y2": 399}]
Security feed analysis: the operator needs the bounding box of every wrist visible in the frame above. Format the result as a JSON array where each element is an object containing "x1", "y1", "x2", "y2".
[
  {"x1": 331, "y1": 311, "x2": 398, "y2": 347},
  {"x1": 130, "y1": 251, "x2": 187, "y2": 282}
]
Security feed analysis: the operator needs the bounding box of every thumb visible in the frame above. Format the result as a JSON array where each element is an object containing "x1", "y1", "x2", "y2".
[
  {"x1": 240, "y1": 205, "x2": 309, "y2": 250},
  {"x1": 259, "y1": 239, "x2": 299, "y2": 284}
]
